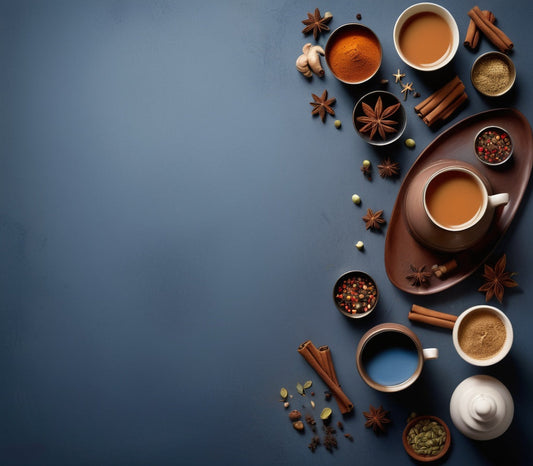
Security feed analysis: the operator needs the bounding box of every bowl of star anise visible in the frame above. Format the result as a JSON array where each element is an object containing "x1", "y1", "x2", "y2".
[{"x1": 353, "y1": 90, "x2": 406, "y2": 146}]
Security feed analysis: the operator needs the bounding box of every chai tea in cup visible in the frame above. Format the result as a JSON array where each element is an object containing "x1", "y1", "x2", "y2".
[
  {"x1": 398, "y1": 11, "x2": 453, "y2": 68},
  {"x1": 424, "y1": 168, "x2": 485, "y2": 230}
]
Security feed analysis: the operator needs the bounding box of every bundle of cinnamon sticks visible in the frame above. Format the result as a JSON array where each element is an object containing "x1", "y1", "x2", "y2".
[
  {"x1": 466, "y1": 6, "x2": 513, "y2": 53},
  {"x1": 297, "y1": 340, "x2": 353, "y2": 414},
  {"x1": 414, "y1": 76, "x2": 467, "y2": 128},
  {"x1": 408, "y1": 304, "x2": 457, "y2": 330},
  {"x1": 464, "y1": 9, "x2": 495, "y2": 50}
]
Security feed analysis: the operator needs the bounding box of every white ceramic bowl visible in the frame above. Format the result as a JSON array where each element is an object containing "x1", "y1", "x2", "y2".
[
  {"x1": 452, "y1": 305, "x2": 513, "y2": 366},
  {"x1": 393, "y1": 3, "x2": 459, "y2": 72}
]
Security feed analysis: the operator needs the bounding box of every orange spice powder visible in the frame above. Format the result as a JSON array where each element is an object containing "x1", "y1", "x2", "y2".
[{"x1": 328, "y1": 29, "x2": 381, "y2": 83}]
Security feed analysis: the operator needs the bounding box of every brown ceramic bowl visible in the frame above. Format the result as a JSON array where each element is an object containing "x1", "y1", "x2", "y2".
[
  {"x1": 353, "y1": 90, "x2": 406, "y2": 146},
  {"x1": 333, "y1": 271, "x2": 378, "y2": 319},
  {"x1": 325, "y1": 23, "x2": 382, "y2": 85},
  {"x1": 474, "y1": 126, "x2": 513, "y2": 168},
  {"x1": 402, "y1": 415, "x2": 451, "y2": 462}
]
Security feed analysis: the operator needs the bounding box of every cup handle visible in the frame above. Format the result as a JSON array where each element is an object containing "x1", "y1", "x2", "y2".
[
  {"x1": 488, "y1": 193, "x2": 509, "y2": 208},
  {"x1": 422, "y1": 348, "x2": 439, "y2": 360}
]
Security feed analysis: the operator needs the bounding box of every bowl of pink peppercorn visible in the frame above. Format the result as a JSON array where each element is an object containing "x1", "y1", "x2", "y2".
[
  {"x1": 474, "y1": 126, "x2": 513, "y2": 168},
  {"x1": 333, "y1": 271, "x2": 379, "y2": 319}
]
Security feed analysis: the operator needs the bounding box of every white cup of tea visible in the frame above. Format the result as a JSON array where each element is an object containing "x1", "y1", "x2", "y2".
[
  {"x1": 356, "y1": 323, "x2": 438, "y2": 392},
  {"x1": 423, "y1": 166, "x2": 509, "y2": 234},
  {"x1": 452, "y1": 305, "x2": 513, "y2": 366},
  {"x1": 393, "y1": 3, "x2": 459, "y2": 71}
]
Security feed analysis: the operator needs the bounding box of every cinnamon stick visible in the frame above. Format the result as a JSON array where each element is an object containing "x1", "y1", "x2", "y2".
[
  {"x1": 298, "y1": 340, "x2": 353, "y2": 414},
  {"x1": 411, "y1": 304, "x2": 458, "y2": 323},
  {"x1": 408, "y1": 312, "x2": 456, "y2": 330},
  {"x1": 468, "y1": 6, "x2": 513, "y2": 53},
  {"x1": 415, "y1": 76, "x2": 461, "y2": 116},
  {"x1": 464, "y1": 10, "x2": 495, "y2": 50},
  {"x1": 423, "y1": 82, "x2": 466, "y2": 127},
  {"x1": 409, "y1": 304, "x2": 457, "y2": 330}
]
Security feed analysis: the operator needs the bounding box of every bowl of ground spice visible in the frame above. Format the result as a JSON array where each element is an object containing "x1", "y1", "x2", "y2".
[
  {"x1": 325, "y1": 23, "x2": 382, "y2": 84},
  {"x1": 471, "y1": 51, "x2": 516, "y2": 97},
  {"x1": 333, "y1": 271, "x2": 379, "y2": 319},
  {"x1": 402, "y1": 415, "x2": 451, "y2": 462},
  {"x1": 452, "y1": 305, "x2": 513, "y2": 366},
  {"x1": 474, "y1": 126, "x2": 513, "y2": 167}
]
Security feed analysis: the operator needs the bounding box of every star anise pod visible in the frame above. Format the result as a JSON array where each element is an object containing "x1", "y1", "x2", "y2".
[
  {"x1": 356, "y1": 96, "x2": 400, "y2": 140},
  {"x1": 406, "y1": 264, "x2": 432, "y2": 287},
  {"x1": 301, "y1": 8, "x2": 331, "y2": 40},
  {"x1": 310, "y1": 89, "x2": 336, "y2": 122},
  {"x1": 363, "y1": 405, "x2": 391, "y2": 433},
  {"x1": 378, "y1": 158, "x2": 400, "y2": 178},
  {"x1": 362, "y1": 208, "x2": 385, "y2": 230},
  {"x1": 478, "y1": 254, "x2": 518, "y2": 303}
]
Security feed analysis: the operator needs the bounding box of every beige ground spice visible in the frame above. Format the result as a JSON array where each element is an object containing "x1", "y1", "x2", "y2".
[
  {"x1": 472, "y1": 55, "x2": 512, "y2": 96},
  {"x1": 458, "y1": 310, "x2": 506, "y2": 359}
]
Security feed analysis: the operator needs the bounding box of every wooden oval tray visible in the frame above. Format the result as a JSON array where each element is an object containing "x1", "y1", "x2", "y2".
[{"x1": 385, "y1": 108, "x2": 533, "y2": 295}]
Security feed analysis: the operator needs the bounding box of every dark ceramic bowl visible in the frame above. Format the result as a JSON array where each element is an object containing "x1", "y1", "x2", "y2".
[
  {"x1": 402, "y1": 415, "x2": 451, "y2": 462},
  {"x1": 333, "y1": 271, "x2": 378, "y2": 319},
  {"x1": 353, "y1": 91, "x2": 406, "y2": 146},
  {"x1": 474, "y1": 125, "x2": 513, "y2": 168}
]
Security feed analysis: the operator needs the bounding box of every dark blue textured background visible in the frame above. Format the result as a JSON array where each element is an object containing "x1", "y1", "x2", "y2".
[{"x1": 1, "y1": 1, "x2": 532, "y2": 464}]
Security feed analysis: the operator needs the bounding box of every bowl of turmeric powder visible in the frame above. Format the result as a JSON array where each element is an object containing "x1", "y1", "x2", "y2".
[{"x1": 325, "y1": 23, "x2": 382, "y2": 84}]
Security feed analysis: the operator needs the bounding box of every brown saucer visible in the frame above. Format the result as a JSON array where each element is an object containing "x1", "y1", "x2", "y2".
[{"x1": 385, "y1": 109, "x2": 533, "y2": 295}]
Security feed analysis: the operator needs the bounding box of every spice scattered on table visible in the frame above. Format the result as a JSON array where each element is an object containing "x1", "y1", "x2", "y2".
[
  {"x1": 475, "y1": 128, "x2": 512, "y2": 164},
  {"x1": 351, "y1": 193, "x2": 361, "y2": 205},
  {"x1": 377, "y1": 158, "x2": 400, "y2": 178},
  {"x1": 301, "y1": 8, "x2": 332, "y2": 40},
  {"x1": 362, "y1": 208, "x2": 385, "y2": 230},
  {"x1": 467, "y1": 6, "x2": 513, "y2": 53},
  {"x1": 310, "y1": 89, "x2": 336, "y2": 122},
  {"x1": 404, "y1": 138, "x2": 416, "y2": 148},
  {"x1": 334, "y1": 119, "x2": 342, "y2": 129},
  {"x1": 355, "y1": 240, "x2": 364, "y2": 251},
  {"x1": 400, "y1": 81, "x2": 414, "y2": 100},
  {"x1": 406, "y1": 418, "x2": 446, "y2": 456},
  {"x1": 363, "y1": 405, "x2": 391, "y2": 433},
  {"x1": 334, "y1": 273, "x2": 377, "y2": 314},
  {"x1": 296, "y1": 43, "x2": 326, "y2": 78},
  {"x1": 393, "y1": 69, "x2": 405, "y2": 83},
  {"x1": 478, "y1": 254, "x2": 518, "y2": 303}
]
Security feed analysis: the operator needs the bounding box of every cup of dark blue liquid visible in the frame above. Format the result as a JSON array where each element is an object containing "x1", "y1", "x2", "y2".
[{"x1": 356, "y1": 323, "x2": 438, "y2": 392}]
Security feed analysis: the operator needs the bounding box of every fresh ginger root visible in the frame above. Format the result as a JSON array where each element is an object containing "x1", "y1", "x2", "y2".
[{"x1": 296, "y1": 43, "x2": 325, "y2": 78}]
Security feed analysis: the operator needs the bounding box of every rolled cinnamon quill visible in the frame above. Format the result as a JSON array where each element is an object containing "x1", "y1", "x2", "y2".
[
  {"x1": 415, "y1": 76, "x2": 467, "y2": 127},
  {"x1": 468, "y1": 6, "x2": 513, "y2": 53},
  {"x1": 464, "y1": 10, "x2": 495, "y2": 50},
  {"x1": 409, "y1": 304, "x2": 457, "y2": 330},
  {"x1": 298, "y1": 340, "x2": 354, "y2": 414}
]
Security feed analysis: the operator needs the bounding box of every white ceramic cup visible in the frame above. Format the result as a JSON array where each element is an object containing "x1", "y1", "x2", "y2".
[
  {"x1": 393, "y1": 2, "x2": 459, "y2": 71},
  {"x1": 452, "y1": 305, "x2": 513, "y2": 366},
  {"x1": 423, "y1": 166, "x2": 509, "y2": 233}
]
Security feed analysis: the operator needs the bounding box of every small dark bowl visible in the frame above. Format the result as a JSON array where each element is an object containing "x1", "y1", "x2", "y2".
[
  {"x1": 402, "y1": 415, "x2": 451, "y2": 462},
  {"x1": 474, "y1": 125, "x2": 513, "y2": 167},
  {"x1": 333, "y1": 271, "x2": 378, "y2": 319},
  {"x1": 353, "y1": 90, "x2": 406, "y2": 146}
]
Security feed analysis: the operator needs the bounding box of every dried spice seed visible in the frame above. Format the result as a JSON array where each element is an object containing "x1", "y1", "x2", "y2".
[
  {"x1": 301, "y1": 8, "x2": 332, "y2": 40},
  {"x1": 475, "y1": 128, "x2": 512, "y2": 164},
  {"x1": 478, "y1": 254, "x2": 518, "y2": 303},
  {"x1": 334, "y1": 274, "x2": 377, "y2": 314},
  {"x1": 344, "y1": 433, "x2": 354, "y2": 441},
  {"x1": 405, "y1": 138, "x2": 416, "y2": 148},
  {"x1": 363, "y1": 405, "x2": 391, "y2": 433},
  {"x1": 310, "y1": 89, "x2": 336, "y2": 122},
  {"x1": 280, "y1": 387, "x2": 288, "y2": 400},
  {"x1": 320, "y1": 407, "x2": 332, "y2": 420},
  {"x1": 308, "y1": 435, "x2": 321, "y2": 452},
  {"x1": 303, "y1": 380, "x2": 313, "y2": 389},
  {"x1": 289, "y1": 410, "x2": 302, "y2": 422},
  {"x1": 356, "y1": 96, "x2": 400, "y2": 140},
  {"x1": 407, "y1": 418, "x2": 447, "y2": 456},
  {"x1": 296, "y1": 383, "x2": 305, "y2": 395},
  {"x1": 362, "y1": 208, "x2": 385, "y2": 230},
  {"x1": 293, "y1": 420, "x2": 305, "y2": 431}
]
